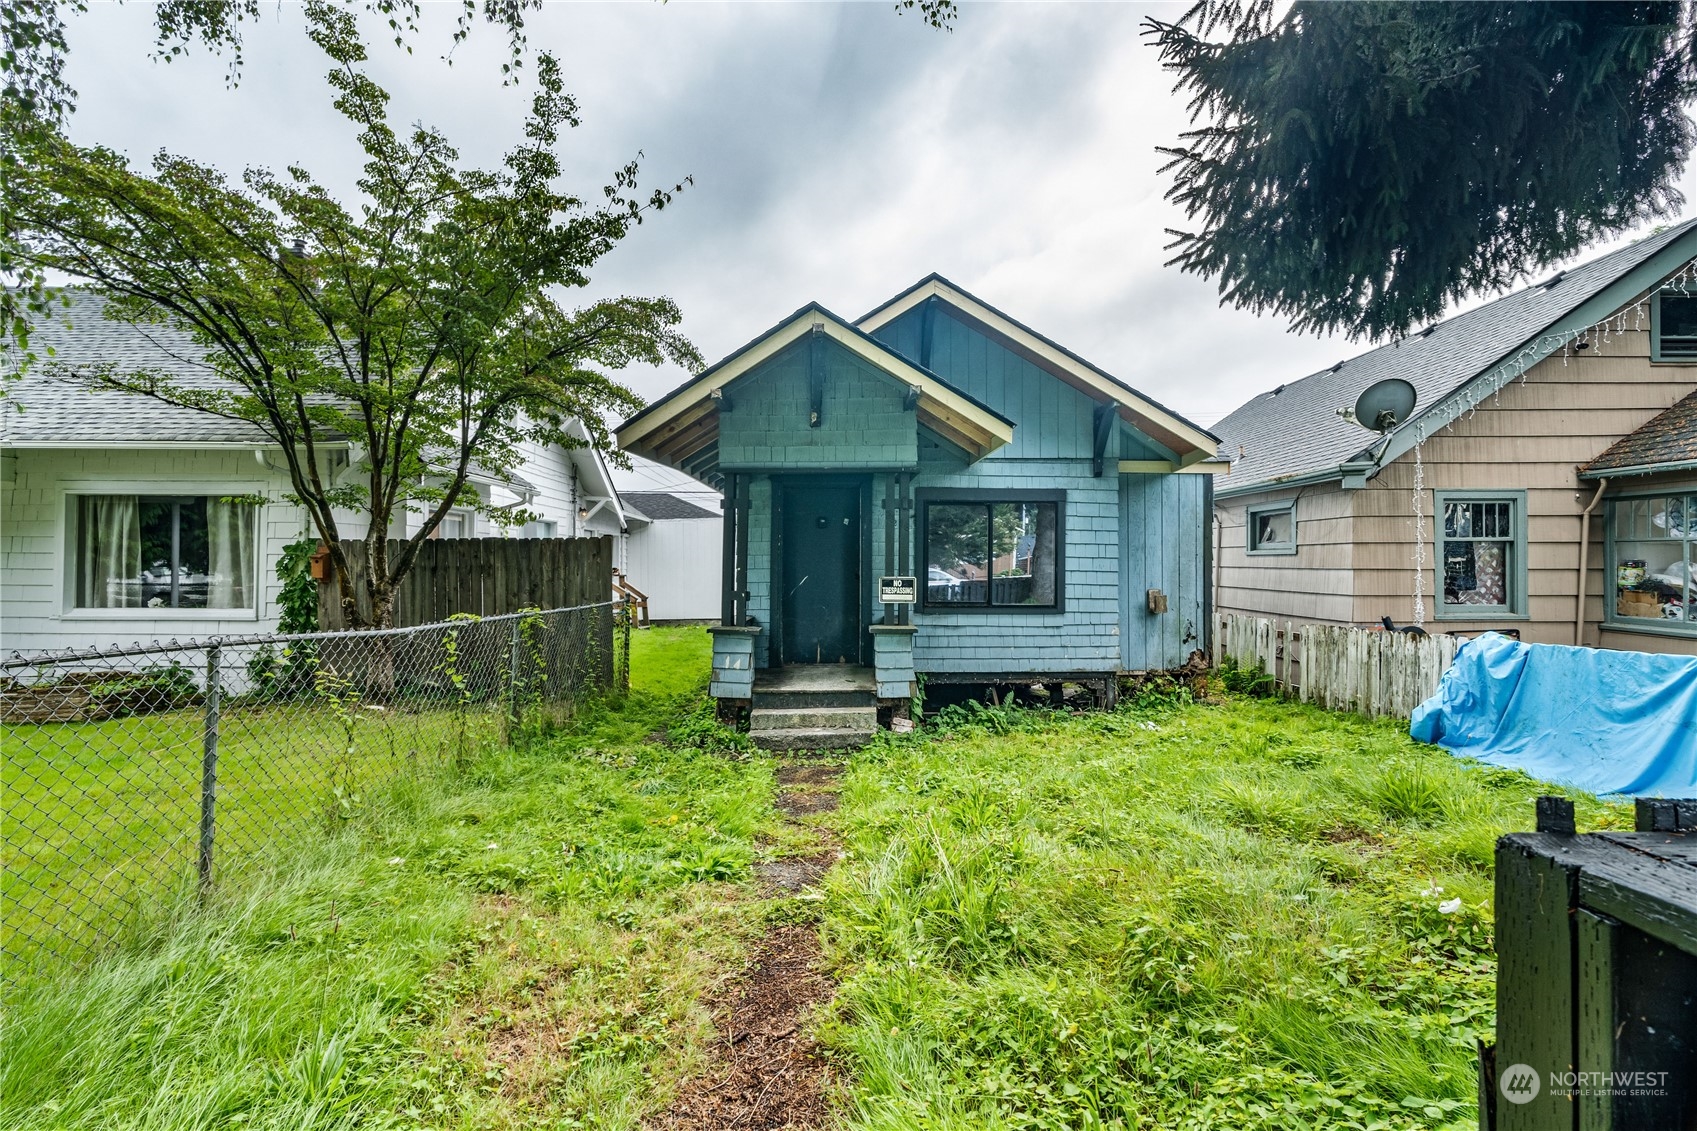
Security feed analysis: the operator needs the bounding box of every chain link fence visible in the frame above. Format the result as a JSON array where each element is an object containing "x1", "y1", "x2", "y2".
[{"x1": 2, "y1": 602, "x2": 629, "y2": 974}]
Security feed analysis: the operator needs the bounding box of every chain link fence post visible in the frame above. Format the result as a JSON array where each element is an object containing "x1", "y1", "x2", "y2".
[
  {"x1": 198, "y1": 643, "x2": 221, "y2": 900},
  {"x1": 620, "y1": 598, "x2": 632, "y2": 695},
  {"x1": 506, "y1": 616, "x2": 524, "y2": 745},
  {"x1": 3, "y1": 600, "x2": 617, "y2": 970}
]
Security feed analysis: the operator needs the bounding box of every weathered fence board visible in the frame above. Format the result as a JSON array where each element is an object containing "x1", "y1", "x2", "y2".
[
  {"x1": 1213, "y1": 612, "x2": 1462, "y2": 720},
  {"x1": 318, "y1": 536, "x2": 614, "y2": 629}
]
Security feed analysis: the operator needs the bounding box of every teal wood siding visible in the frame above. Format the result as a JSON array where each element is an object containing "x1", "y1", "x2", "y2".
[
  {"x1": 718, "y1": 339, "x2": 917, "y2": 469},
  {"x1": 911, "y1": 461, "x2": 1122, "y2": 674},
  {"x1": 1120, "y1": 472, "x2": 1208, "y2": 670}
]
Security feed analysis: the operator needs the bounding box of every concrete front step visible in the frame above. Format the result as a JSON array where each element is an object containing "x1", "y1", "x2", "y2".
[
  {"x1": 752, "y1": 705, "x2": 875, "y2": 731},
  {"x1": 752, "y1": 688, "x2": 876, "y2": 710},
  {"x1": 749, "y1": 726, "x2": 873, "y2": 752}
]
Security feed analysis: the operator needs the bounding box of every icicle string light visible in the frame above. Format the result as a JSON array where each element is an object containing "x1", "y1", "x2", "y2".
[{"x1": 1411, "y1": 430, "x2": 1427, "y2": 627}]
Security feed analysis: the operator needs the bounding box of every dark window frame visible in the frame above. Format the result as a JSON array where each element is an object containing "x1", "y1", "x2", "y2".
[
  {"x1": 915, "y1": 488, "x2": 1066, "y2": 614},
  {"x1": 1652, "y1": 286, "x2": 1697, "y2": 362}
]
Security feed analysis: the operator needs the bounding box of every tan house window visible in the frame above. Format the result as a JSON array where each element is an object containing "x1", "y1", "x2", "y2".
[
  {"x1": 1608, "y1": 494, "x2": 1694, "y2": 629},
  {"x1": 1246, "y1": 501, "x2": 1296, "y2": 555},
  {"x1": 1652, "y1": 290, "x2": 1697, "y2": 361},
  {"x1": 1436, "y1": 492, "x2": 1526, "y2": 618}
]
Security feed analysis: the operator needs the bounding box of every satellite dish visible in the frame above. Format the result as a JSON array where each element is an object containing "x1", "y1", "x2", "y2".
[{"x1": 1352, "y1": 378, "x2": 1417, "y2": 433}]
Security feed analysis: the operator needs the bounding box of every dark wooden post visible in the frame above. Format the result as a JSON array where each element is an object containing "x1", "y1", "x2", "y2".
[{"x1": 733, "y1": 474, "x2": 750, "y2": 626}]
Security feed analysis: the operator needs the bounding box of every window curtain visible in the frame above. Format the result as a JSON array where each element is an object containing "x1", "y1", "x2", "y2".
[
  {"x1": 78, "y1": 496, "x2": 141, "y2": 608},
  {"x1": 207, "y1": 500, "x2": 256, "y2": 609}
]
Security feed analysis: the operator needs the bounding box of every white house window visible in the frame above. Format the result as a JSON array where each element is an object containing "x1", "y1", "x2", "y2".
[
  {"x1": 522, "y1": 519, "x2": 557, "y2": 538},
  {"x1": 435, "y1": 509, "x2": 476, "y2": 539},
  {"x1": 1652, "y1": 289, "x2": 1697, "y2": 361},
  {"x1": 1437, "y1": 493, "x2": 1525, "y2": 617},
  {"x1": 1246, "y1": 502, "x2": 1296, "y2": 554},
  {"x1": 1609, "y1": 494, "x2": 1694, "y2": 628},
  {"x1": 920, "y1": 493, "x2": 1063, "y2": 610},
  {"x1": 74, "y1": 495, "x2": 256, "y2": 610}
]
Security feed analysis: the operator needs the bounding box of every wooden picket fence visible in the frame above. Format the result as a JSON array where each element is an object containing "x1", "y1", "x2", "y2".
[
  {"x1": 317, "y1": 536, "x2": 613, "y2": 629},
  {"x1": 1212, "y1": 612, "x2": 1463, "y2": 719}
]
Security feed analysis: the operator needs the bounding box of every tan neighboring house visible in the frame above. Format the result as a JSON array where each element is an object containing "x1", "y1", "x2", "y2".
[{"x1": 1211, "y1": 221, "x2": 1697, "y2": 656}]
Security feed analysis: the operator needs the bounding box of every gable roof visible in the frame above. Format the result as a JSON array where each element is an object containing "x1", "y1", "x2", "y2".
[
  {"x1": 2, "y1": 291, "x2": 272, "y2": 446},
  {"x1": 1212, "y1": 221, "x2": 1697, "y2": 496},
  {"x1": 856, "y1": 274, "x2": 1220, "y2": 462},
  {"x1": 621, "y1": 491, "x2": 719, "y2": 521},
  {"x1": 1581, "y1": 390, "x2": 1697, "y2": 479},
  {"x1": 616, "y1": 302, "x2": 1016, "y2": 476}
]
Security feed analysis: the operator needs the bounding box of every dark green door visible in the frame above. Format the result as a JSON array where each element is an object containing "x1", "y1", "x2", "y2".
[{"x1": 780, "y1": 482, "x2": 860, "y2": 664}]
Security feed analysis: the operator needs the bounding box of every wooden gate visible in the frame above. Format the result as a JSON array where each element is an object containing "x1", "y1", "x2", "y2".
[{"x1": 317, "y1": 536, "x2": 614, "y2": 629}]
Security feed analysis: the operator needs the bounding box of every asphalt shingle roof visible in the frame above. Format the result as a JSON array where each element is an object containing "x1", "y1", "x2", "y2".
[
  {"x1": 3, "y1": 292, "x2": 270, "y2": 445},
  {"x1": 1212, "y1": 221, "x2": 1697, "y2": 492},
  {"x1": 621, "y1": 491, "x2": 720, "y2": 521},
  {"x1": 1583, "y1": 390, "x2": 1697, "y2": 476}
]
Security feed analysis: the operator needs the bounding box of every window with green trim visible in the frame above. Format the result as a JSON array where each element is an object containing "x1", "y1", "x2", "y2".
[
  {"x1": 1246, "y1": 501, "x2": 1296, "y2": 555},
  {"x1": 1652, "y1": 288, "x2": 1697, "y2": 362},
  {"x1": 1436, "y1": 492, "x2": 1526, "y2": 618},
  {"x1": 1607, "y1": 493, "x2": 1695, "y2": 631}
]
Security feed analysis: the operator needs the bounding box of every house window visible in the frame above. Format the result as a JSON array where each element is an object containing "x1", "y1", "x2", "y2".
[
  {"x1": 1652, "y1": 288, "x2": 1697, "y2": 361},
  {"x1": 919, "y1": 491, "x2": 1064, "y2": 610},
  {"x1": 73, "y1": 495, "x2": 256, "y2": 610},
  {"x1": 521, "y1": 519, "x2": 557, "y2": 538},
  {"x1": 1607, "y1": 493, "x2": 1694, "y2": 630},
  {"x1": 1246, "y1": 502, "x2": 1296, "y2": 554},
  {"x1": 1435, "y1": 491, "x2": 1526, "y2": 618},
  {"x1": 435, "y1": 510, "x2": 476, "y2": 539}
]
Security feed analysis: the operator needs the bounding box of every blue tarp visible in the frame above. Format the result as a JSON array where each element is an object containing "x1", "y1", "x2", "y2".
[{"x1": 1410, "y1": 632, "x2": 1697, "y2": 797}]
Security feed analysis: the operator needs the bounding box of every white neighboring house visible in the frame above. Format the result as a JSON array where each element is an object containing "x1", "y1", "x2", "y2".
[
  {"x1": 620, "y1": 491, "x2": 723, "y2": 622},
  {"x1": 0, "y1": 292, "x2": 627, "y2": 653}
]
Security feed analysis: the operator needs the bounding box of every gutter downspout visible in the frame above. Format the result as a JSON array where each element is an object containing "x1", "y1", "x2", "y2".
[{"x1": 1574, "y1": 477, "x2": 1609, "y2": 646}]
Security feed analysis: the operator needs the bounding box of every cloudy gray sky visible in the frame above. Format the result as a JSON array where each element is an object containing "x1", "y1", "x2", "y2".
[{"x1": 61, "y1": 0, "x2": 1695, "y2": 456}]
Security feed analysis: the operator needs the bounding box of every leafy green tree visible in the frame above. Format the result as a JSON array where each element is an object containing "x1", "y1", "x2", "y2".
[
  {"x1": 12, "y1": 2, "x2": 701, "y2": 628},
  {"x1": 1146, "y1": 1, "x2": 1697, "y2": 340}
]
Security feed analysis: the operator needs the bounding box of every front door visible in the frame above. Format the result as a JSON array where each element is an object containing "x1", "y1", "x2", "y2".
[{"x1": 780, "y1": 482, "x2": 860, "y2": 664}]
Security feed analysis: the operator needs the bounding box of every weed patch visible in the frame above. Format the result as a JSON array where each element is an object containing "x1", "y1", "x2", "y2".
[{"x1": 823, "y1": 693, "x2": 1629, "y2": 1131}]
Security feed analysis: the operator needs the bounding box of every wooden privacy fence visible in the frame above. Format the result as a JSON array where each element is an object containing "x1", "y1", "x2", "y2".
[
  {"x1": 318, "y1": 536, "x2": 614, "y2": 629},
  {"x1": 1213, "y1": 612, "x2": 1463, "y2": 719}
]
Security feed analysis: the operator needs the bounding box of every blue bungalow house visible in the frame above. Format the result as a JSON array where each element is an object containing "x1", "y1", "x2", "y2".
[{"x1": 616, "y1": 275, "x2": 1220, "y2": 746}]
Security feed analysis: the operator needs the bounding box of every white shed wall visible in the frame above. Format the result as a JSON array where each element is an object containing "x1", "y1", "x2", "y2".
[{"x1": 623, "y1": 518, "x2": 722, "y2": 621}]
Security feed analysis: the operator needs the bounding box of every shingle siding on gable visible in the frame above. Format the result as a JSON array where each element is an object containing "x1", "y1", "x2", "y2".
[{"x1": 717, "y1": 338, "x2": 918, "y2": 469}]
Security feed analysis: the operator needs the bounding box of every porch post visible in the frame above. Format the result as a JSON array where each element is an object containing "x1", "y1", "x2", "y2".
[
  {"x1": 720, "y1": 473, "x2": 736, "y2": 625},
  {"x1": 733, "y1": 473, "x2": 751, "y2": 626},
  {"x1": 897, "y1": 471, "x2": 912, "y2": 627},
  {"x1": 883, "y1": 475, "x2": 896, "y2": 624}
]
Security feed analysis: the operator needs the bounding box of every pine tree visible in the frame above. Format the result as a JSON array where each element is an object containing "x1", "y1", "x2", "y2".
[{"x1": 1146, "y1": 1, "x2": 1697, "y2": 340}]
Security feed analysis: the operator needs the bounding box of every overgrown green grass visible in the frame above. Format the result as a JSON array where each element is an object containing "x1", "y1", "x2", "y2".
[
  {"x1": 1, "y1": 626, "x2": 772, "y2": 1131},
  {"x1": 3, "y1": 702, "x2": 498, "y2": 966},
  {"x1": 822, "y1": 691, "x2": 1630, "y2": 1131}
]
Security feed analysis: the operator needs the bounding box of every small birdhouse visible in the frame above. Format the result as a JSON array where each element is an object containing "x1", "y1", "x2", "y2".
[{"x1": 309, "y1": 542, "x2": 332, "y2": 581}]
